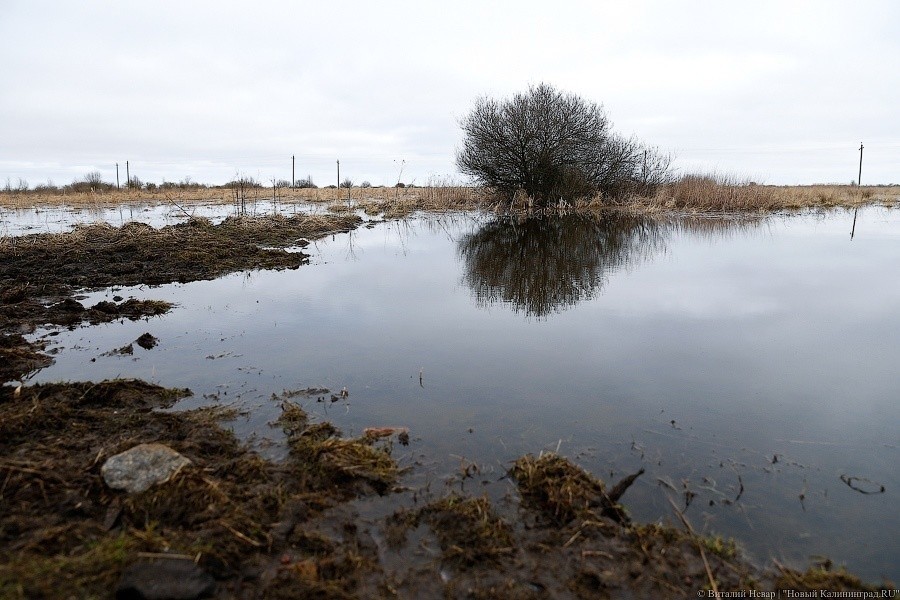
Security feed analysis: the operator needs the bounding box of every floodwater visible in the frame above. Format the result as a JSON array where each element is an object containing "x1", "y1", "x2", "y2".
[
  {"x1": 16, "y1": 206, "x2": 900, "y2": 582},
  {"x1": 0, "y1": 198, "x2": 329, "y2": 236}
]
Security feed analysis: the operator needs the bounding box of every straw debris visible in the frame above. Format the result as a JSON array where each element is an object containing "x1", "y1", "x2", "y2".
[
  {"x1": 509, "y1": 453, "x2": 643, "y2": 524},
  {"x1": 277, "y1": 400, "x2": 400, "y2": 496}
]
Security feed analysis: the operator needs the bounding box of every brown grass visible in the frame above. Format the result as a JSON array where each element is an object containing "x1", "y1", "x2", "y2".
[
  {"x1": 0, "y1": 185, "x2": 490, "y2": 212},
  {"x1": 618, "y1": 174, "x2": 899, "y2": 213},
  {"x1": 509, "y1": 453, "x2": 608, "y2": 525},
  {"x1": 0, "y1": 214, "x2": 360, "y2": 288},
  {"x1": 4, "y1": 180, "x2": 895, "y2": 215}
]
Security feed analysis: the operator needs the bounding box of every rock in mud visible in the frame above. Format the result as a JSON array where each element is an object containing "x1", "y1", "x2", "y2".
[
  {"x1": 102, "y1": 443, "x2": 192, "y2": 494},
  {"x1": 115, "y1": 559, "x2": 215, "y2": 600}
]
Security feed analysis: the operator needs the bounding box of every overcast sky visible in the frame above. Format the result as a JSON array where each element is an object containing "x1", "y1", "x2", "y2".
[{"x1": 1, "y1": 0, "x2": 897, "y2": 188}]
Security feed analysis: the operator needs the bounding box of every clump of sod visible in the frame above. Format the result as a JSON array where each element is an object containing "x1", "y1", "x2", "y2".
[
  {"x1": 510, "y1": 453, "x2": 605, "y2": 524},
  {"x1": 277, "y1": 400, "x2": 400, "y2": 496}
]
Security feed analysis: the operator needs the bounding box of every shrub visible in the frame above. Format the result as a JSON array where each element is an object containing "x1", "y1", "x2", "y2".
[
  {"x1": 65, "y1": 171, "x2": 115, "y2": 193},
  {"x1": 295, "y1": 176, "x2": 316, "y2": 189},
  {"x1": 457, "y1": 83, "x2": 670, "y2": 207},
  {"x1": 34, "y1": 180, "x2": 58, "y2": 193},
  {"x1": 226, "y1": 176, "x2": 262, "y2": 189},
  {"x1": 340, "y1": 178, "x2": 353, "y2": 189}
]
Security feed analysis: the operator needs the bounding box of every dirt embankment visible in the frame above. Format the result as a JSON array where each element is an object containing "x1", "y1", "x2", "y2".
[{"x1": 0, "y1": 214, "x2": 361, "y2": 383}]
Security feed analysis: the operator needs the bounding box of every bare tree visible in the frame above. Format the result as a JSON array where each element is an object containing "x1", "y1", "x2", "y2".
[
  {"x1": 457, "y1": 83, "x2": 670, "y2": 206},
  {"x1": 84, "y1": 171, "x2": 105, "y2": 186}
]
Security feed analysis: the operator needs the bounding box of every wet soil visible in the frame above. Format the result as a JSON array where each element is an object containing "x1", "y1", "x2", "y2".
[
  {"x1": 0, "y1": 212, "x2": 891, "y2": 597},
  {"x1": 1, "y1": 381, "x2": 885, "y2": 598}
]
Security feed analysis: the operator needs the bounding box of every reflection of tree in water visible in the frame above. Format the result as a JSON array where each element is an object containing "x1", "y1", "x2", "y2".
[{"x1": 458, "y1": 214, "x2": 758, "y2": 318}]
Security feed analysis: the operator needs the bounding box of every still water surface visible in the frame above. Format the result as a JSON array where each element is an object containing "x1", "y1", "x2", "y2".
[{"x1": 25, "y1": 207, "x2": 900, "y2": 581}]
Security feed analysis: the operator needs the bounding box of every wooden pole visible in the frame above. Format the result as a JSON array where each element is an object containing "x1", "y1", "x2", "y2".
[
  {"x1": 116, "y1": 163, "x2": 119, "y2": 189},
  {"x1": 857, "y1": 142, "x2": 864, "y2": 186},
  {"x1": 336, "y1": 159, "x2": 340, "y2": 192},
  {"x1": 292, "y1": 155, "x2": 295, "y2": 189},
  {"x1": 126, "y1": 161, "x2": 130, "y2": 188}
]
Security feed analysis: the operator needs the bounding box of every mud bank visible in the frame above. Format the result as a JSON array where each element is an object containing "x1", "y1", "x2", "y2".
[{"x1": 0, "y1": 380, "x2": 886, "y2": 598}]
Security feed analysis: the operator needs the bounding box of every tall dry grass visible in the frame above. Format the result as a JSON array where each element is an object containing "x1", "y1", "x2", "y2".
[
  {"x1": 0, "y1": 185, "x2": 496, "y2": 218},
  {"x1": 620, "y1": 174, "x2": 897, "y2": 212},
  {"x1": 2, "y1": 178, "x2": 896, "y2": 214}
]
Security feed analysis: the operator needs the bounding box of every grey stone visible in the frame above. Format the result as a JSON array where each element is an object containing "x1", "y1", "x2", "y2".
[
  {"x1": 102, "y1": 443, "x2": 192, "y2": 494},
  {"x1": 116, "y1": 559, "x2": 215, "y2": 600}
]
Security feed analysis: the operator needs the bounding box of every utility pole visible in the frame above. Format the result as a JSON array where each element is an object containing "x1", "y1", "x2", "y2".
[
  {"x1": 336, "y1": 159, "x2": 340, "y2": 190},
  {"x1": 857, "y1": 142, "x2": 864, "y2": 186},
  {"x1": 116, "y1": 163, "x2": 120, "y2": 189},
  {"x1": 126, "y1": 161, "x2": 130, "y2": 188},
  {"x1": 292, "y1": 155, "x2": 295, "y2": 189}
]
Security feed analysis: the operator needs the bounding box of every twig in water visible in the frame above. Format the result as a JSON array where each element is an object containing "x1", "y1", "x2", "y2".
[
  {"x1": 839, "y1": 474, "x2": 885, "y2": 494},
  {"x1": 167, "y1": 196, "x2": 193, "y2": 218}
]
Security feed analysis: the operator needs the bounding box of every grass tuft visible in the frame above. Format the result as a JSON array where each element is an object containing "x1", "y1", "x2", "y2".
[{"x1": 509, "y1": 453, "x2": 607, "y2": 524}]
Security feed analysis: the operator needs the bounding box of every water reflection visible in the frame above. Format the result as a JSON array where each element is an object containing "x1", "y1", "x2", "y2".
[
  {"x1": 457, "y1": 214, "x2": 667, "y2": 317},
  {"x1": 458, "y1": 213, "x2": 765, "y2": 317}
]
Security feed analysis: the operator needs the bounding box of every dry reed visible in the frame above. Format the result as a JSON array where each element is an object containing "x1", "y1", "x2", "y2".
[
  {"x1": 2, "y1": 180, "x2": 896, "y2": 218},
  {"x1": 619, "y1": 174, "x2": 898, "y2": 213}
]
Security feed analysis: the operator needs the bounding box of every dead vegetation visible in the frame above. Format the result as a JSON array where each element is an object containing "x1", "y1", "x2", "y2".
[
  {"x1": 510, "y1": 452, "x2": 614, "y2": 524},
  {"x1": 0, "y1": 382, "x2": 890, "y2": 598},
  {"x1": 276, "y1": 400, "x2": 401, "y2": 497},
  {"x1": 3, "y1": 181, "x2": 896, "y2": 219},
  {"x1": 510, "y1": 452, "x2": 644, "y2": 525},
  {"x1": 0, "y1": 214, "x2": 359, "y2": 289},
  {"x1": 0, "y1": 382, "x2": 402, "y2": 598},
  {"x1": 618, "y1": 175, "x2": 898, "y2": 212}
]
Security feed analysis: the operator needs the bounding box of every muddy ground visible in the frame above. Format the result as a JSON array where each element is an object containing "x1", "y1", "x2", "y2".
[{"x1": 0, "y1": 214, "x2": 891, "y2": 598}]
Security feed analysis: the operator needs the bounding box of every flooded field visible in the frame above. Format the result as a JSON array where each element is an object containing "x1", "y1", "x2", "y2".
[
  {"x1": 0, "y1": 198, "x2": 332, "y2": 236},
  {"x1": 6, "y1": 205, "x2": 899, "y2": 585}
]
